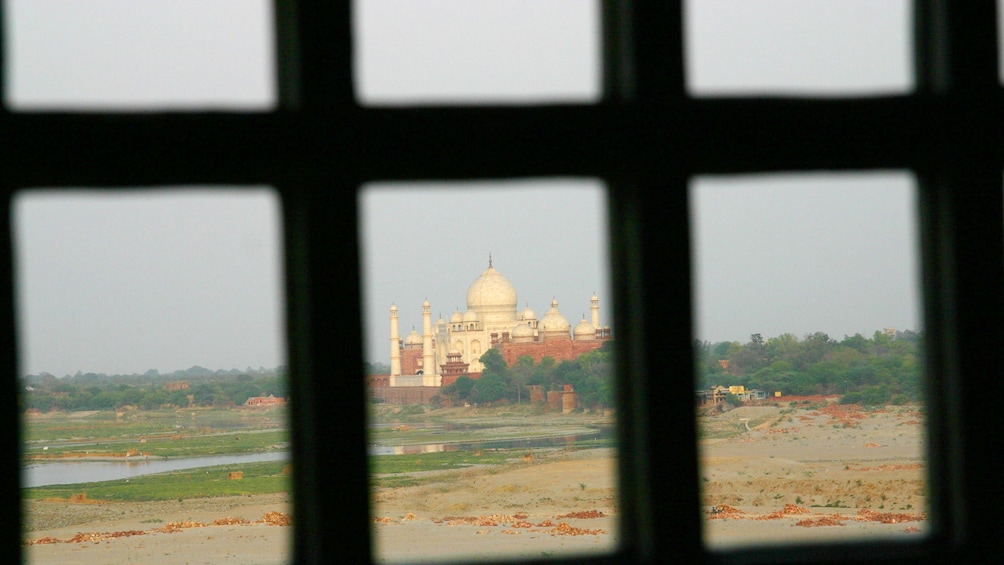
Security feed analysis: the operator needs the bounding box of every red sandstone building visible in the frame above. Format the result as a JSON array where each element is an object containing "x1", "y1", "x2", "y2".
[{"x1": 244, "y1": 394, "x2": 286, "y2": 407}]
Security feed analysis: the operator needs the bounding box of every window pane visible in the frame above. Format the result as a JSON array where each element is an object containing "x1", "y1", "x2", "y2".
[
  {"x1": 690, "y1": 173, "x2": 928, "y2": 548},
  {"x1": 15, "y1": 190, "x2": 291, "y2": 564},
  {"x1": 360, "y1": 180, "x2": 618, "y2": 562},
  {"x1": 4, "y1": 0, "x2": 276, "y2": 110},
  {"x1": 353, "y1": 0, "x2": 600, "y2": 105},
  {"x1": 685, "y1": 0, "x2": 913, "y2": 96}
]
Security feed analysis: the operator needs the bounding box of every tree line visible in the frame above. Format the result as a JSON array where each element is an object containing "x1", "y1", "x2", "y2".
[
  {"x1": 20, "y1": 369, "x2": 287, "y2": 412},
  {"x1": 695, "y1": 330, "x2": 923, "y2": 405},
  {"x1": 435, "y1": 341, "x2": 615, "y2": 409}
]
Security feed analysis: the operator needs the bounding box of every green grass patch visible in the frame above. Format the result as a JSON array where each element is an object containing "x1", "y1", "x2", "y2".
[
  {"x1": 25, "y1": 430, "x2": 288, "y2": 459},
  {"x1": 370, "y1": 449, "x2": 514, "y2": 475},
  {"x1": 23, "y1": 461, "x2": 290, "y2": 502},
  {"x1": 23, "y1": 407, "x2": 287, "y2": 445}
]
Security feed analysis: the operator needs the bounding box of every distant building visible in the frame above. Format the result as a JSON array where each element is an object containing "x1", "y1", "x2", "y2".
[
  {"x1": 244, "y1": 394, "x2": 286, "y2": 407},
  {"x1": 380, "y1": 257, "x2": 611, "y2": 389},
  {"x1": 163, "y1": 381, "x2": 189, "y2": 391}
]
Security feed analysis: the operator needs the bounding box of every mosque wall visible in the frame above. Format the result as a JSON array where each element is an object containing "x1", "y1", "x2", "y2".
[
  {"x1": 369, "y1": 385, "x2": 441, "y2": 405},
  {"x1": 495, "y1": 339, "x2": 608, "y2": 367}
]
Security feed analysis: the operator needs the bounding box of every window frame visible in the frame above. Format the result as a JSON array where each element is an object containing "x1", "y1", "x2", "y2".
[{"x1": 0, "y1": 2, "x2": 1000, "y2": 564}]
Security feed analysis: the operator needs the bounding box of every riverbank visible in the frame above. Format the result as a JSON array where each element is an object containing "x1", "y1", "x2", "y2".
[
  {"x1": 24, "y1": 493, "x2": 292, "y2": 565},
  {"x1": 19, "y1": 401, "x2": 925, "y2": 562}
]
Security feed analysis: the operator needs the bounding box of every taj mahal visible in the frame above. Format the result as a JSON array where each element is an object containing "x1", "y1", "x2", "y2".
[{"x1": 384, "y1": 257, "x2": 611, "y2": 388}]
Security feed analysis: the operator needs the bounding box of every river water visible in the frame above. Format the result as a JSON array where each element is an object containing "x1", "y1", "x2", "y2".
[
  {"x1": 23, "y1": 429, "x2": 611, "y2": 487},
  {"x1": 22, "y1": 451, "x2": 290, "y2": 488}
]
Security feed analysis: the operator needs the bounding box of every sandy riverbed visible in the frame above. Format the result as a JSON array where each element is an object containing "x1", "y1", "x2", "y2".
[
  {"x1": 24, "y1": 493, "x2": 292, "y2": 565},
  {"x1": 22, "y1": 400, "x2": 926, "y2": 563}
]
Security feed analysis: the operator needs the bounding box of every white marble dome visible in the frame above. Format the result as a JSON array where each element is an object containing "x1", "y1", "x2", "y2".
[
  {"x1": 538, "y1": 299, "x2": 571, "y2": 333},
  {"x1": 574, "y1": 316, "x2": 596, "y2": 340},
  {"x1": 520, "y1": 305, "x2": 537, "y2": 321},
  {"x1": 404, "y1": 329, "x2": 422, "y2": 346},
  {"x1": 450, "y1": 309, "x2": 463, "y2": 324},
  {"x1": 511, "y1": 322, "x2": 535, "y2": 338},
  {"x1": 466, "y1": 265, "x2": 518, "y2": 314},
  {"x1": 462, "y1": 309, "x2": 479, "y2": 323}
]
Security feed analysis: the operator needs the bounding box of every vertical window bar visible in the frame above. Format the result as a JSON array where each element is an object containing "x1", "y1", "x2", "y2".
[
  {"x1": 631, "y1": 2, "x2": 686, "y2": 102},
  {"x1": 0, "y1": 192, "x2": 22, "y2": 564},
  {"x1": 292, "y1": 1, "x2": 355, "y2": 111},
  {"x1": 285, "y1": 179, "x2": 373, "y2": 564},
  {"x1": 277, "y1": 1, "x2": 364, "y2": 562},
  {"x1": 915, "y1": 2, "x2": 1000, "y2": 94},
  {"x1": 603, "y1": 0, "x2": 636, "y2": 102},
  {"x1": 274, "y1": 0, "x2": 303, "y2": 110},
  {"x1": 640, "y1": 172, "x2": 702, "y2": 558},
  {"x1": 914, "y1": 1, "x2": 1004, "y2": 552}
]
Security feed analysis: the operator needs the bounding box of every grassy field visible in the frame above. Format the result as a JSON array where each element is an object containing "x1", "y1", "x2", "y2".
[
  {"x1": 24, "y1": 407, "x2": 286, "y2": 440},
  {"x1": 23, "y1": 407, "x2": 288, "y2": 459},
  {"x1": 23, "y1": 461, "x2": 291, "y2": 502}
]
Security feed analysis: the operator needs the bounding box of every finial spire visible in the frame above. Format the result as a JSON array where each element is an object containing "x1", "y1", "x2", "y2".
[{"x1": 488, "y1": 252, "x2": 493, "y2": 268}]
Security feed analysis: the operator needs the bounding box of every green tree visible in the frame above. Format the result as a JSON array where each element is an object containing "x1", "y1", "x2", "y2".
[
  {"x1": 510, "y1": 356, "x2": 535, "y2": 404},
  {"x1": 470, "y1": 349, "x2": 510, "y2": 404},
  {"x1": 470, "y1": 372, "x2": 507, "y2": 404}
]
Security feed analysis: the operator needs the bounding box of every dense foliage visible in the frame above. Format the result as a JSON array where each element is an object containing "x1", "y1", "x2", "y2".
[
  {"x1": 695, "y1": 330, "x2": 923, "y2": 405},
  {"x1": 20, "y1": 366, "x2": 287, "y2": 412},
  {"x1": 437, "y1": 342, "x2": 615, "y2": 409}
]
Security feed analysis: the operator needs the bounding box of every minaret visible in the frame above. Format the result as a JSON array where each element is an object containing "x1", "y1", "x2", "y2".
[
  {"x1": 389, "y1": 305, "x2": 402, "y2": 377},
  {"x1": 422, "y1": 299, "x2": 436, "y2": 384},
  {"x1": 591, "y1": 293, "x2": 600, "y2": 329}
]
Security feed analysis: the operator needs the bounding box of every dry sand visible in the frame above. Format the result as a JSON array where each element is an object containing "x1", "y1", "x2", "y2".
[
  {"x1": 700, "y1": 400, "x2": 928, "y2": 550},
  {"x1": 24, "y1": 493, "x2": 292, "y2": 565},
  {"x1": 372, "y1": 448, "x2": 618, "y2": 563},
  {"x1": 22, "y1": 400, "x2": 926, "y2": 563}
]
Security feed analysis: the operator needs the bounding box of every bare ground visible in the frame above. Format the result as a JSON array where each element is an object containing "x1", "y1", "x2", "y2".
[{"x1": 21, "y1": 401, "x2": 926, "y2": 563}]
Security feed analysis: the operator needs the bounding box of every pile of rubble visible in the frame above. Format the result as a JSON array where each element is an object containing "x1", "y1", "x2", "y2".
[
  {"x1": 855, "y1": 509, "x2": 925, "y2": 524},
  {"x1": 708, "y1": 504, "x2": 925, "y2": 530},
  {"x1": 754, "y1": 504, "x2": 812, "y2": 520},
  {"x1": 550, "y1": 523, "x2": 605, "y2": 536},
  {"x1": 24, "y1": 511, "x2": 292, "y2": 546},
  {"x1": 794, "y1": 515, "x2": 847, "y2": 527},
  {"x1": 707, "y1": 505, "x2": 744, "y2": 520},
  {"x1": 261, "y1": 511, "x2": 292, "y2": 526},
  {"x1": 557, "y1": 510, "x2": 605, "y2": 519},
  {"x1": 376, "y1": 509, "x2": 609, "y2": 537},
  {"x1": 817, "y1": 404, "x2": 868, "y2": 428}
]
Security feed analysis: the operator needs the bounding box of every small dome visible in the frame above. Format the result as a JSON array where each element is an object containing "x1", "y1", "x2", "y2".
[
  {"x1": 539, "y1": 299, "x2": 571, "y2": 333},
  {"x1": 404, "y1": 329, "x2": 422, "y2": 346},
  {"x1": 390, "y1": 304, "x2": 398, "y2": 313},
  {"x1": 520, "y1": 305, "x2": 537, "y2": 321},
  {"x1": 574, "y1": 317, "x2": 596, "y2": 339},
  {"x1": 450, "y1": 309, "x2": 463, "y2": 323},
  {"x1": 462, "y1": 309, "x2": 479, "y2": 323},
  {"x1": 512, "y1": 323, "x2": 534, "y2": 338}
]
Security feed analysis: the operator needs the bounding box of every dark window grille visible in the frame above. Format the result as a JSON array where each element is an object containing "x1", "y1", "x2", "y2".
[{"x1": 0, "y1": 3, "x2": 1000, "y2": 564}]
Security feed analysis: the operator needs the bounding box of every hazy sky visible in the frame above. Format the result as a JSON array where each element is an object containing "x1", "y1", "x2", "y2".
[
  {"x1": 13, "y1": 191, "x2": 284, "y2": 377},
  {"x1": 4, "y1": 2, "x2": 924, "y2": 374},
  {"x1": 691, "y1": 174, "x2": 920, "y2": 345}
]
